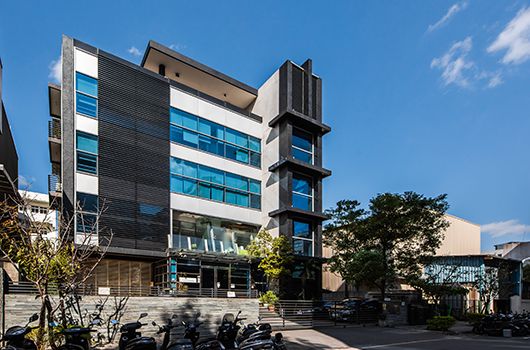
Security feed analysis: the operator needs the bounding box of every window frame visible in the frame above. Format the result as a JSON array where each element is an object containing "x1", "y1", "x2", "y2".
[
  {"x1": 292, "y1": 127, "x2": 314, "y2": 164},
  {"x1": 76, "y1": 131, "x2": 98, "y2": 175},
  {"x1": 75, "y1": 72, "x2": 98, "y2": 119},
  {"x1": 292, "y1": 173, "x2": 314, "y2": 211},
  {"x1": 292, "y1": 220, "x2": 314, "y2": 257},
  {"x1": 75, "y1": 191, "x2": 99, "y2": 235}
]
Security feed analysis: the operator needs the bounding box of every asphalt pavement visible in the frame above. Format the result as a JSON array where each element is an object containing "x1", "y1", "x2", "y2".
[{"x1": 282, "y1": 325, "x2": 530, "y2": 349}]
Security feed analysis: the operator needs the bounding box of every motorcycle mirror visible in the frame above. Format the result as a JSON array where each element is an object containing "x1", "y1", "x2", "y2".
[
  {"x1": 29, "y1": 313, "x2": 39, "y2": 323},
  {"x1": 111, "y1": 320, "x2": 119, "y2": 325},
  {"x1": 139, "y1": 313, "x2": 148, "y2": 320},
  {"x1": 91, "y1": 318, "x2": 102, "y2": 326},
  {"x1": 152, "y1": 321, "x2": 157, "y2": 326}
]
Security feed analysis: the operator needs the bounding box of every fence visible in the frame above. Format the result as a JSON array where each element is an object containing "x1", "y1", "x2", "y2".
[
  {"x1": 259, "y1": 300, "x2": 381, "y2": 330},
  {"x1": 6, "y1": 281, "x2": 258, "y2": 299}
]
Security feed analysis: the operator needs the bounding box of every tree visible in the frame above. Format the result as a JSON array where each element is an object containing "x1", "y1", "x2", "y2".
[
  {"x1": 247, "y1": 229, "x2": 293, "y2": 295},
  {"x1": 324, "y1": 192, "x2": 449, "y2": 301},
  {"x1": 473, "y1": 267, "x2": 499, "y2": 314},
  {"x1": 0, "y1": 194, "x2": 112, "y2": 350}
]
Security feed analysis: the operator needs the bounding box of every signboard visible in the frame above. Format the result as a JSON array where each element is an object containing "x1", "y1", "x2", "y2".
[
  {"x1": 98, "y1": 287, "x2": 111, "y2": 296},
  {"x1": 227, "y1": 291, "x2": 236, "y2": 298},
  {"x1": 179, "y1": 277, "x2": 197, "y2": 283}
]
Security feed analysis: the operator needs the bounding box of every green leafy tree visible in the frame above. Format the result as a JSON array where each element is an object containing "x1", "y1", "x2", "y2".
[
  {"x1": 324, "y1": 192, "x2": 449, "y2": 301},
  {"x1": 247, "y1": 229, "x2": 293, "y2": 295}
]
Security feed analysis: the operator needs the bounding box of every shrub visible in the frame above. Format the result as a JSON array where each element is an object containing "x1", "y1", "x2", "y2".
[
  {"x1": 426, "y1": 316, "x2": 456, "y2": 331},
  {"x1": 259, "y1": 291, "x2": 279, "y2": 305},
  {"x1": 465, "y1": 312, "x2": 485, "y2": 325}
]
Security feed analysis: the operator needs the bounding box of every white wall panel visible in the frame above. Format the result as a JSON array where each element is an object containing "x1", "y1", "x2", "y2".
[
  {"x1": 170, "y1": 193, "x2": 262, "y2": 226},
  {"x1": 74, "y1": 48, "x2": 98, "y2": 78},
  {"x1": 76, "y1": 173, "x2": 98, "y2": 195},
  {"x1": 76, "y1": 114, "x2": 98, "y2": 135},
  {"x1": 170, "y1": 87, "x2": 261, "y2": 138},
  {"x1": 170, "y1": 143, "x2": 261, "y2": 180}
]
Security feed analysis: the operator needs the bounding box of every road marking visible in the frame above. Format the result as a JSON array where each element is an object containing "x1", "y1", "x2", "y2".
[{"x1": 362, "y1": 338, "x2": 448, "y2": 349}]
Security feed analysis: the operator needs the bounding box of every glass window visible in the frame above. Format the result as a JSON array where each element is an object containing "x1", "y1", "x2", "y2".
[
  {"x1": 292, "y1": 175, "x2": 313, "y2": 211},
  {"x1": 77, "y1": 153, "x2": 97, "y2": 174},
  {"x1": 226, "y1": 144, "x2": 249, "y2": 164},
  {"x1": 250, "y1": 194, "x2": 261, "y2": 209},
  {"x1": 76, "y1": 72, "x2": 98, "y2": 96},
  {"x1": 226, "y1": 128, "x2": 248, "y2": 148},
  {"x1": 170, "y1": 126, "x2": 199, "y2": 148},
  {"x1": 170, "y1": 158, "x2": 198, "y2": 178},
  {"x1": 226, "y1": 189, "x2": 249, "y2": 207},
  {"x1": 225, "y1": 173, "x2": 248, "y2": 191},
  {"x1": 249, "y1": 179, "x2": 261, "y2": 194},
  {"x1": 293, "y1": 239, "x2": 313, "y2": 257},
  {"x1": 198, "y1": 165, "x2": 224, "y2": 185},
  {"x1": 292, "y1": 128, "x2": 313, "y2": 164},
  {"x1": 293, "y1": 221, "x2": 312, "y2": 239},
  {"x1": 170, "y1": 108, "x2": 197, "y2": 130},
  {"x1": 250, "y1": 151, "x2": 261, "y2": 167},
  {"x1": 198, "y1": 135, "x2": 225, "y2": 156},
  {"x1": 77, "y1": 132, "x2": 98, "y2": 154},
  {"x1": 77, "y1": 192, "x2": 98, "y2": 213},
  {"x1": 171, "y1": 175, "x2": 183, "y2": 193},
  {"x1": 211, "y1": 186, "x2": 224, "y2": 202},
  {"x1": 249, "y1": 136, "x2": 261, "y2": 152},
  {"x1": 77, "y1": 213, "x2": 97, "y2": 233},
  {"x1": 199, "y1": 119, "x2": 224, "y2": 139},
  {"x1": 198, "y1": 183, "x2": 211, "y2": 199},
  {"x1": 76, "y1": 93, "x2": 97, "y2": 117}
]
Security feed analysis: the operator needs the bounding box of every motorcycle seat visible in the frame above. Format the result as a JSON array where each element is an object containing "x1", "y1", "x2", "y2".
[{"x1": 62, "y1": 327, "x2": 92, "y2": 335}]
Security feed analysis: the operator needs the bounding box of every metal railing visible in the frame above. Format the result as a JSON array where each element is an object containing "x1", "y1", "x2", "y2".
[
  {"x1": 48, "y1": 174, "x2": 62, "y2": 194},
  {"x1": 48, "y1": 118, "x2": 61, "y2": 140},
  {"x1": 259, "y1": 300, "x2": 380, "y2": 330},
  {"x1": 6, "y1": 281, "x2": 258, "y2": 299}
]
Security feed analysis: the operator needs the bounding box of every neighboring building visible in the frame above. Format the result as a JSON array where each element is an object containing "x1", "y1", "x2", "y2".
[
  {"x1": 19, "y1": 190, "x2": 58, "y2": 240},
  {"x1": 48, "y1": 36, "x2": 331, "y2": 299},
  {"x1": 322, "y1": 213, "x2": 481, "y2": 295},
  {"x1": 0, "y1": 58, "x2": 18, "y2": 200}
]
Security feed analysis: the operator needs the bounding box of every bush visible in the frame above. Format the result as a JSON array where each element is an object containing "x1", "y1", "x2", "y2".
[
  {"x1": 259, "y1": 291, "x2": 279, "y2": 305},
  {"x1": 426, "y1": 316, "x2": 456, "y2": 331},
  {"x1": 465, "y1": 312, "x2": 485, "y2": 325}
]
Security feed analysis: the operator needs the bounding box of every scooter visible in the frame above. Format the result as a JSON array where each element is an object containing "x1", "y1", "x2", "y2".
[
  {"x1": 118, "y1": 313, "x2": 156, "y2": 350},
  {"x1": 57, "y1": 318, "x2": 101, "y2": 350},
  {"x1": 180, "y1": 313, "x2": 223, "y2": 350},
  {"x1": 1, "y1": 313, "x2": 39, "y2": 350}
]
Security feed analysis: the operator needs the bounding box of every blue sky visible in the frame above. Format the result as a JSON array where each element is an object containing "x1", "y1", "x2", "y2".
[{"x1": 1, "y1": 1, "x2": 530, "y2": 251}]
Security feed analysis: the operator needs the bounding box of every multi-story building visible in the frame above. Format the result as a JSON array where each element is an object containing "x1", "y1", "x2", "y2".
[
  {"x1": 19, "y1": 190, "x2": 58, "y2": 240},
  {"x1": 0, "y1": 58, "x2": 18, "y2": 200},
  {"x1": 48, "y1": 36, "x2": 331, "y2": 299}
]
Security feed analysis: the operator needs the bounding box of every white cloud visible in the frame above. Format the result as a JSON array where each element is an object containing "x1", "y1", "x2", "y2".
[
  {"x1": 18, "y1": 175, "x2": 35, "y2": 189},
  {"x1": 488, "y1": 7, "x2": 530, "y2": 64},
  {"x1": 487, "y1": 72, "x2": 503, "y2": 88},
  {"x1": 482, "y1": 219, "x2": 530, "y2": 238},
  {"x1": 127, "y1": 46, "x2": 142, "y2": 57},
  {"x1": 428, "y1": 1, "x2": 468, "y2": 33},
  {"x1": 431, "y1": 37, "x2": 474, "y2": 87},
  {"x1": 48, "y1": 57, "x2": 61, "y2": 83},
  {"x1": 169, "y1": 43, "x2": 186, "y2": 51}
]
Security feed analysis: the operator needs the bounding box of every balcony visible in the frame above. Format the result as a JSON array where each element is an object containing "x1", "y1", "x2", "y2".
[
  {"x1": 48, "y1": 174, "x2": 62, "y2": 208},
  {"x1": 48, "y1": 118, "x2": 61, "y2": 164}
]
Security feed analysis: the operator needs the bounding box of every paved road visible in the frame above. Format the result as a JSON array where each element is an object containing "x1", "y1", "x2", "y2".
[{"x1": 282, "y1": 326, "x2": 530, "y2": 349}]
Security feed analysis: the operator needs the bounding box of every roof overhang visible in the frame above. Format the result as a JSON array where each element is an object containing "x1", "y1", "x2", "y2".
[{"x1": 141, "y1": 41, "x2": 257, "y2": 109}]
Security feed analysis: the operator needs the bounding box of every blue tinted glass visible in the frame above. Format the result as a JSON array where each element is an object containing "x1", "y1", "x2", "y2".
[
  {"x1": 226, "y1": 144, "x2": 249, "y2": 164},
  {"x1": 77, "y1": 152, "x2": 97, "y2": 174},
  {"x1": 211, "y1": 186, "x2": 224, "y2": 201},
  {"x1": 76, "y1": 72, "x2": 98, "y2": 96},
  {"x1": 250, "y1": 152, "x2": 261, "y2": 167},
  {"x1": 170, "y1": 158, "x2": 198, "y2": 178},
  {"x1": 293, "y1": 239, "x2": 313, "y2": 256},
  {"x1": 226, "y1": 189, "x2": 249, "y2": 207},
  {"x1": 292, "y1": 128, "x2": 312, "y2": 152},
  {"x1": 249, "y1": 179, "x2": 261, "y2": 194},
  {"x1": 198, "y1": 183, "x2": 211, "y2": 199},
  {"x1": 171, "y1": 126, "x2": 199, "y2": 148},
  {"x1": 77, "y1": 132, "x2": 98, "y2": 154},
  {"x1": 250, "y1": 194, "x2": 261, "y2": 209},
  {"x1": 249, "y1": 136, "x2": 261, "y2": 152},
  {"x1": 198, "y1": 165, "x2": 224, "y2": 185},
  {"x1": 198, "y1": 119, "x2": 224, "y2": 139},
  {"x1": 76, "y1": 93, "x2": 97, "y2": 117},
  {"x1": 225, "y1": 173, "x2": 248, "y2": 191},
  {"x1": 226, "y1": 128, "x2": 248, "y2": 148},
  {"x1": 77, "y1": 192, "x2": 98, "y2": 212},
  {"x1": 182, "y1": 113, "x2": 198, "y2": 130},
  {"x1": 293, "y1": 193, "x2": 312, "y2": 210},
  {"x1": 171, "y1": 175, "x2": 183, "y2": 193},
  {"x1": 293, "y1": 176, "x2": 311, "y2": 195},
  {"x1": 198, "y1": 135, "x2": 225, "y2": 156},
  {"x1": 77, "y1": 213, "x2": 97, "y2": 233},
  {"x1": 293, "y1": 148, "x2": 312, "y2": 164},
  {"x1": 293, "y1": 221, "x2": 311, "y2": 238},
  {"x1": 170, "y1": 108, "x2": 183, "y2": 125},
  {"x1": 182, "y1": 178, "x2": 197, "y2": 195}
]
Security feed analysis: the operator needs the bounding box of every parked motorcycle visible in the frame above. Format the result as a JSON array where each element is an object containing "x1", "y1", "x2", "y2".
[
  {"x1": 180, "y1": 313, "x2": 223, "y2": 350},
  {"x1": 57, "y1": 318, "x2": 101, "y2": 350},
  {"x1": 118, "y1": 313, "x2": 156, "y2": 350},
  {"x1": 1, "y1": 313, "x2": 39, "y2": 350}
]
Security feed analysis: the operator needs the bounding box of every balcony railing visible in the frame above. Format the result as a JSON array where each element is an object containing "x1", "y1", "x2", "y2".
[
  {"x1": 48, "y1": 119, "x2": 61, "y2": 140},
  {"x1": 48, "y1": 174, "x2": 62, "y2": 194}
]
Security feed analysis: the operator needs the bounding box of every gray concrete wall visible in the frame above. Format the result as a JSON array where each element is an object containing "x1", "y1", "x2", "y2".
[{"x1": 4, "y1": 295, "x2": 258, "y2": 340}]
